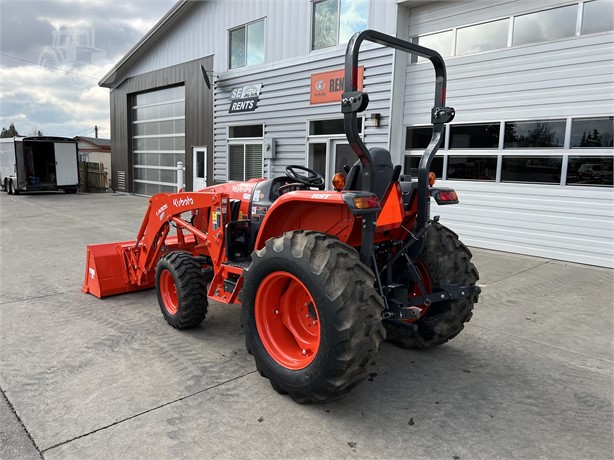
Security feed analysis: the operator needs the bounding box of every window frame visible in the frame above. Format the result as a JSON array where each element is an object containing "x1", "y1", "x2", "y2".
[
  {"x1": 227, "y1": 124, "x2": 264, "y2": 182},
  {"x1": 228, "y1": 18, "x2": 266, "y2": 70},
  {"x1": 404, "y1": 116, "x2": 613, "y2": 187},
  {"x1": 410, "y1": 1, "x2": 610, "y2": 64}
]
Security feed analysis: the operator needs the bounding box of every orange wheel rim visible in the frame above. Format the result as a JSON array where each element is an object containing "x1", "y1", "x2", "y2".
[
  {"x1": 160, "y1": 270, "x2": 179, "y2": 315},
  {"x1": 405, "y1": 261, "x2": 433, "y2": 323},
  {"x1": 255, "y1": 272, "x2": 320, "y2": 370}
]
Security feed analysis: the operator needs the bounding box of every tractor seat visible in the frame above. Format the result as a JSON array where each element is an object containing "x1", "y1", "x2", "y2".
[{"x1": 344, "y1": 147, "x2": 394, "y2": 200}]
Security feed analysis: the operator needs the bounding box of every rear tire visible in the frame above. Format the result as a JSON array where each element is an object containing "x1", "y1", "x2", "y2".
[
  {"x1": 242, "y1": 230, "x2": 385, "y2": 403},
  {"x1": 7, "y1": 181, "x2": 14, "y2": 195},
  {"x1": 155, "y1": 252, "x2": 208, "y2": 329},
  {"x1": 384, "y1": 222, "x2": 479, "y2": 349}
]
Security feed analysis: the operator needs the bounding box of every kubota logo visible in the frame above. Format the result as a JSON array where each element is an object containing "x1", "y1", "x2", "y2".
[{"x1": 173, "y1": 197, "x2": 194, "y2": 207}]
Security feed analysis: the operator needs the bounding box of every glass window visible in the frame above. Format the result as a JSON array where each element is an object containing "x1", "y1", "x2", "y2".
[
  {"x1": 456, "y1": 18, "x2": 509, "y2": 55},
  {"x1": 447, "y1": 156, "x2": 497, "y2": 181},
  {"x1": 229, "y1": 19, "x2": 265, "y2": 69},
  {"x1": 229, "y1": 27, "x2": 246, "y2": 69},
  {"x1": 512, "y1": 5, "x2": 577, "y2": 46},
  {"x1": 229, "y1": 125, "x2": 263, "y2": 139},
  {"x1": 582, "y1": 1, "x2": 614, "y2": 34},
  {"x1": 309, "y1": 118, "x2": 362, "y2": 136},
  {"x1": 228, "y1": 144, "x2": 263, "y2": 181},
  {"x1": 405, "y1": 127, "x2": 432, "y2": 150},
  {"x1": 567, "y1": 156, "x2": 613, "y2": 186},
  {"x1": 404, "y1": 156, "x2": 444, "y2": 178},
  {"x1": 413, "y1": 30, "x2": 453, "y2": 62},
  {"x1": 450, "y1": 123, "x2": 500, "y2": 149},
  {"x1": 339, "y1": 0, "x2": 368, "y2": 44},
  {"x1": 570, "y1": 117, "x2": 614, "y2": 148},
  {"x1": 504, "y1": 120, "x2": 566, "y2": 148},
  {"x1": 501, "y1": 156, "x2": 562, "y2": 183},
  {"x1": 312, "y1": 0, "x2": 368, "y2": 50},
  {"x1": 309, "y1": 143, "x2": 327, "y2": 178}
]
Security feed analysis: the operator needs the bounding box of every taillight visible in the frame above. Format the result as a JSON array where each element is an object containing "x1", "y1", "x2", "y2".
[
  {"x1": 353, "y1": 196, "x2": 380, "y2": 209},
  {"x1": 431, "y1": 188, "x2": 459, "y2": 205}
]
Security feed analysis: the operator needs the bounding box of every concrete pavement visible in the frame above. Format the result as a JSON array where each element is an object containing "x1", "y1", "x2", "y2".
[{"x1": 0, "y1": 191, "x2": 612, "y2": 459}]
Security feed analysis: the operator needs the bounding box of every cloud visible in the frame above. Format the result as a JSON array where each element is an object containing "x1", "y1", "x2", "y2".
[{"x1": 0, "y1": 0, "x2": 175, "y2": 137}]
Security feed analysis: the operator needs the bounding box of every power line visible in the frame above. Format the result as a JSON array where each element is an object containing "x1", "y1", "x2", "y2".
[{"x1": 0, "y1": 53, "x2": 99, "y2": 80}]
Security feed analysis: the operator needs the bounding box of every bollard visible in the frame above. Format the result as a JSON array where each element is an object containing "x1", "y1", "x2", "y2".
[{"x1": 177, "y1": 161, "x2": 184, "y2": 192}]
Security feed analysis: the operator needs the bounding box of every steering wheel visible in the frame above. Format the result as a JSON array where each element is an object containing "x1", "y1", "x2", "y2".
[{"x1": 285, "y1": 165, "x2": 325, "y2": 190}]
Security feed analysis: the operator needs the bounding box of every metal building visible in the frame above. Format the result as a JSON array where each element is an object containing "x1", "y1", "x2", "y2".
[{"x1": 100, "y1": 0, "x2": 613, "y2": 267}]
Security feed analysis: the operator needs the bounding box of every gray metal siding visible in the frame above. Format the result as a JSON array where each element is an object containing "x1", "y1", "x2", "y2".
[
  {"x1": 124, "y1": 0, "x2": 399, "y2": 78},
  {"x1": 401, "y1": 0, "x2": 614, "y2": 267},
  {"x1": 212, "y1": 46, "x2": 394, "y2": 181},
  {"x1": 109, "y1": 56, "x2": 214, "y2": 192}
]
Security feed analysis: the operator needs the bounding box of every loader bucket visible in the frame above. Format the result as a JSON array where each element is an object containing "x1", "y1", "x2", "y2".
[{"x1": 82, "y1": 240, "x2": 154, "y2": 298}]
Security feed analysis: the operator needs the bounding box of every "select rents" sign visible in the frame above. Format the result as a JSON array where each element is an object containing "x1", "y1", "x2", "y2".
[{"x1": 229, "y1": 83, "x2": 263, "y2": 113}]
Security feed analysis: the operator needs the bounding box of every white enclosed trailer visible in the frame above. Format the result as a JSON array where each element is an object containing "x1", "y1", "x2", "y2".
[{"x1": 0, "y1": 137, "x2": 79, "y2": 194}]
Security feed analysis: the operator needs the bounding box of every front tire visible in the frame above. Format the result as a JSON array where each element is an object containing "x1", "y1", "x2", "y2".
[
  {"x1": 384, "y1": 222, "x2": 479, "y2": 349},
  {"x1": 155, "y1": 252, "x2": 208, "y2": 329},
  {"x1": 242, "y1": 231, "x2": 385, "y2": 403}
]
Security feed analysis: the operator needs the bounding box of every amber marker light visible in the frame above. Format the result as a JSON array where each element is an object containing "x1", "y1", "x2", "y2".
[
  {"x1": 332, "y1": 173, "x2": 346, "y2": 191},
  {"x1": 353, "y1": 196, "x2": 380, "y2": 209},
  {"x1": 428, "y1": 171, "x2": 437, "y2": 187}
]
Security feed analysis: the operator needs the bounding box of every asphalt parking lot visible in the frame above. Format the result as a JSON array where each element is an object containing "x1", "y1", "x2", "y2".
[{"x1": 0, "y1": 191, "x2": 612, "y2": 460}]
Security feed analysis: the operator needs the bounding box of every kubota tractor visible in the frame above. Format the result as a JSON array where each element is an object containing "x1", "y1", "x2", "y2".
[{"x1": 83, "y1": 30, "x2": 480, "y2": 403}]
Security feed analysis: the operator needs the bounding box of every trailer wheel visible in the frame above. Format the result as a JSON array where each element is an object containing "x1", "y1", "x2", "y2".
[
  {"x1": 155, "y1": 252, "x2": 208, "y2": 329},
  {"x1": 384, "y1": 222, "x2": 479, "y2": 349},
  {"x1": 7, "y1": 180, "x2": 18, "y2": 195},
  {"x1": 242, "y1": 230, "x2": 385, "y2": 403}
]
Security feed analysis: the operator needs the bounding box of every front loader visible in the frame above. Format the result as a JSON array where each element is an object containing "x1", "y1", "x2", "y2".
[{"x1": 83, "y1": 30, "x2": 480, "y2": 403}]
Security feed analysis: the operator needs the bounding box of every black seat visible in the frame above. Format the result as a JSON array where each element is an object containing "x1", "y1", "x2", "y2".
[{"x1": 344, "y1": 147, "x2": 394, "y2": 200}]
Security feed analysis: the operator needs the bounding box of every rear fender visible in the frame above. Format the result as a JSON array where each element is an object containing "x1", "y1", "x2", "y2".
[{"x1": 254, "y1": 191, "x2": 356, "y2": 249}]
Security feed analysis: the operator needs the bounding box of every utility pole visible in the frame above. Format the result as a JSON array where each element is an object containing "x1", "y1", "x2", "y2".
[{"x1": 94, "y1": 125, "x2": 98, "y2": 138}]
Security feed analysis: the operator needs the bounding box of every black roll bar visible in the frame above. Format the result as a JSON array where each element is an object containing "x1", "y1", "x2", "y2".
[{"x1": 341, "y1": 29, "x2": 455, "y2": 234}]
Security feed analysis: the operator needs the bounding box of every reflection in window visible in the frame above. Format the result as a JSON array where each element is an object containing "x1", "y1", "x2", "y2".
[
  {"x1": 450, "y1": 123, "x2": 500, "y2": 149},
  {"x1": 312, "y1": 0, "x2": 368, "y2": 50},
  {"x1": 310, "y1": 118, "x2": 362, "y2": 136},
  {"x1": 504, "y1": 120, "x2": 565, "y2": 148},
  {"x1": 570, "y1": 117, "x2": 614, "y2": 148},
  {"x1": 582, "y1": 0, "x2": 614, "y2": 34},
  {"x1": 456, "y1": 19, "x2": 509, "y2": 55},
  {"x1": 404, "y1": 155, "x2": 444, "y2": 178},
  {"x1": 447, "y1": 156, "x2": 497, "y2": 181},
  {"x1": 229, "y1": 19, "x2": 265, "y2": 69},
  {"x1": 229, "y1": 124, "x2": 263, "y2": 139},
  {"x1": 567, "y1": 156, "x2": 613, "y2": 186},
  {"x1": 512, "y1": 5, "x2": 577, "y2": 46},
  {"x1": 501, "y1": 156, "x2": 562, "y2": 183},
  {"x1": 413, "y1": 30, "x2": 453, "y2": 62},
  {"x1": 405, "y1": 126, "x2": 432, "y2": 150}
]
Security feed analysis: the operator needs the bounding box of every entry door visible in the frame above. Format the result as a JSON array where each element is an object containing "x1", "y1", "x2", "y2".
[
  {"x1": 193, "y1": 147, "x2": 208, "y2": 190},
  {"x1": 54, "y1": 142, "x2": 78, "y2": 186}
]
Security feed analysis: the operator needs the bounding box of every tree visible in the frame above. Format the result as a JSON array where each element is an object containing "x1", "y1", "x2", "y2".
[
  {"x1": 1, "y1": 123, "x2": 19, "y2": 138},
  {"x1": 28, "y1": 126, "x2": 44, "y2": 136}
]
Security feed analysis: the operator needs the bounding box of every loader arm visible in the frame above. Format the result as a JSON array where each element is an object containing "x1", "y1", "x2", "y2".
[{"x1": 83, "y1": 191, "x2": 229, "y2": 298}]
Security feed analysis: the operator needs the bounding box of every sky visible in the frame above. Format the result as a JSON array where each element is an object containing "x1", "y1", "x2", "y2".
[{"x1": 0, "y1": 0, "x2": 176, "y2": 139}]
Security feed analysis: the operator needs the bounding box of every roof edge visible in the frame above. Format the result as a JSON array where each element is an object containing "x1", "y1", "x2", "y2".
[{"x1": 99, "y1": 0, "x2": 193, "y2": 88}]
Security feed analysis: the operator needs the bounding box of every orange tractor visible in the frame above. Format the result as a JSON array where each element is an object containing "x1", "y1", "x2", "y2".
[{"x1": 83, "y1": 30, "x2": 479, "y2": 403}]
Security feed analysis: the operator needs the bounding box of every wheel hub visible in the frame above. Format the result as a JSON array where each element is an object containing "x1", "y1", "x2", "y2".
[{"x1": 255, "y1": 272, "x2": 320, "y2": 370}]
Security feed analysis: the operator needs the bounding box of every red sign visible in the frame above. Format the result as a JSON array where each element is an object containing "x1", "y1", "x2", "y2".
[{"x1": 310, "y1": 66, "x2": 364, "y2": 105}]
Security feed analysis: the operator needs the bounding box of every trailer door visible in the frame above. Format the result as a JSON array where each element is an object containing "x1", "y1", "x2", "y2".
[{"x1": 54, "y1": 142, "x2": 78, "y2": 186}]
